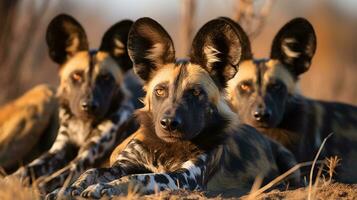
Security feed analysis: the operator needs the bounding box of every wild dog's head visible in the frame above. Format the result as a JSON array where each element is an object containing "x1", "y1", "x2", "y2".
[
  {"x1": 128, "y1": 17, "x2": 247, "y2": 143},
  {"x1": 46, "y1": 14, "x2": 133, "y2": 121},
  {"x1": 227, "y1": 18, "x2": 316, "y2": 128}
]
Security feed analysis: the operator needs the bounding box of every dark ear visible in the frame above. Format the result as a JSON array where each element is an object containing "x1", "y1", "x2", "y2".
[
  {"x1": 128, "y1": 17, "x2": 175, "y2": 82},
  {"x1": 46, "y1": 14, "x2": 89, "y2": 65},
  {"x1": 99, "y1": 20, "x2": 133, "y2": 72},
  {"x1": 190, "y1": 17, "x2": 252, "y2": 90},
  {"x1": 271, "y1": 18, "x2": 316, "y2": 77}
]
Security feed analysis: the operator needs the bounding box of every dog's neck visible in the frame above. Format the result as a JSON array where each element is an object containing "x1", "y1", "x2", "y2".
[{"x1": 135, "y1": 107, "x2": 230, "y2": 151}]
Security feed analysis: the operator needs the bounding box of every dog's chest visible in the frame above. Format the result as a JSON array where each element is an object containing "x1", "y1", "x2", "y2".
[
  {"x1": 145, "y1": 155, "x2": 183, "y2": 173},
  {"x1": 66, "y1": 118, "x2": 93, "y2": 145},
  {"x1": 144, "y1": 141, "x2": 204, "y2": 173}
]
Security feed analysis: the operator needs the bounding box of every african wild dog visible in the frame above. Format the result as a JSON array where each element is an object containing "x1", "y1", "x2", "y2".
[
  {"x1": 11, "y1": 14, "x2": 137, "y2": 193},
  {"x1": 226, "y1": 18, "x2": 357, "y2": 182},
  {"x1": 47, "y1": 17, "x2": 300, "y2": 199}
]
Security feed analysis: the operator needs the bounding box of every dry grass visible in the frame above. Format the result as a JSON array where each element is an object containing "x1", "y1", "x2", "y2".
[
  {"x1": 244, "y1": 161, "x2": 320, "y2": 200},
  {"x1": 1, "y1": 177, "x2": 356, "y2": 200},
  {"x1": 243, "y1": 155, "x2": 353, "y2": 200},
  {"x1": 325, "y1": 156, "x2": 341, "y2": 182},
  {"x1": 244, "y1": 133, "x2": 337, "y2": 200},
  {"x1": 307, "y1": 133, "x2": 333, "y2": 200},
  {"x1": 0, "y1": 159, "x2": 355, "y2": 200},
  {"x1": 0, "y1": 177, "x2": 40, "y2": 200},
  {"x1": 255, "y1": 182, "x2": 357, "y2": 200}
]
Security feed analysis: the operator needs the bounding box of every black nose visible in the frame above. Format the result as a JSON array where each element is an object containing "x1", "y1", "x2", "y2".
[
  {"x1": 253, "y1": 109, "x2": 272, "y2": 122},
  {"x1": 81, "y1": 101, "x2": 99, "y2": 112},
  {"x1": 160, "y1": 116, "x2": 182, "y2": 131}
]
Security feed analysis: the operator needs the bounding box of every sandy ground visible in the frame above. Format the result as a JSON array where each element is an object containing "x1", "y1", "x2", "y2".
[
  {"x1": 141, "y1": 182, "x2": 357, "y2": 200},
  {"x1": 254, "y1": 182, "x2": 357, "y2": 200}
]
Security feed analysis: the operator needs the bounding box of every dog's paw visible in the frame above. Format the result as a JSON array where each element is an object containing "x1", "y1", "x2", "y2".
[
  {"x1": 9, "y1": 167, "x2": 32, "y2": 185},
  {"x1": 45, "y1": 188, "x2": 60, "y2": 200},
  {"x1": 12, "y1": 167, "x2": 29, "y2": 180},
  {"x1": 47, "y1": 186, "x2": 85, "y2": 200},
  {"x1": 63, "y1": 185, "x2": 84, "y2": 197},
  {"x1": 45, "y1": 185, "x2": 84, "y2": 200},
  {"x1": 80, "y1": 182, "x2": 123, "y2": 199},
  {"x1": 37, "y1": 178, "x2": 57, "y2": 194}
]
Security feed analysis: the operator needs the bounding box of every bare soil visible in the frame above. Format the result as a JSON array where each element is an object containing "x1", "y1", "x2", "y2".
[
  {"x1": 253, "y1": 182, "x2": 357, "y2": 200},
  {"x1": 117, "y1": 182, "x2": 357, "y2": 200}
]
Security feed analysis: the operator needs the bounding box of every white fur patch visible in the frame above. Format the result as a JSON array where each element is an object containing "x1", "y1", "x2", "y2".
[
  {"x1": 49, "y1": 134, "x2": 68, "y2": 152},
  {"x1": 145, "y1": 43, "x2": 164, "y2": 64},
  {"x1": 66, "y1": 37, "x2": 80, "y2": 55},
  {"x1": 282, "y1": 38, "x2": 301, "y2": 58},
  {"x1": 204, "y1": 46, "x2": 221, "y2": 69},
  {"x1": 139, "y1": 174, "x2": 178, "y2": 192},
  {"x1": 181, "y1": 154, "x2": 207, "y2": 179},
  {"x1": 113, "y1": 39, "x2": 125, "y2": 56}
]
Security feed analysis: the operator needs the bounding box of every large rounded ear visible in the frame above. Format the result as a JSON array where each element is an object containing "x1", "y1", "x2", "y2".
[
  {"x1": 46, "y1": 14, "x2": 89, "y2": 65},
  {"x1": 128, "y1": 17, "x2": 175, "y2": 82},
  {"x1": 270, "y1": 18, "x2": 316, "y2": 77},
  {"x1": 190, "y1": 17, "x2": 252, "y2": 90},
  {"x1": 99, "y1": 20, "x2": 133, "y2": 72},
  {"x1": 218, "y1": 17, "x2": 253, "y2": 61}
]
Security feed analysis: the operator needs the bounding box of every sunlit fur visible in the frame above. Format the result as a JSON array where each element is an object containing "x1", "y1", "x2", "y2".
[
  {"x1": 10, "y1": 15, "x2": 137, "y2": 194},
  {"x1": 142, "y1": 62, "x2": 238, "y2": 132},
  {"x1": 49, "y1": 18, "x2": 303, "y2": 199},
  {"x1": 58, "y1": 51, "x2": 127, "y2": 98},
  {"x1": 227, "y1": 59, "x2": 297, "y2": 109},
  {"x1": 57, "y1": 51, "x2": 130, "y2": 122},
  {"x1": 227, "y1": 18, "x2": 357, "y2": 183}
]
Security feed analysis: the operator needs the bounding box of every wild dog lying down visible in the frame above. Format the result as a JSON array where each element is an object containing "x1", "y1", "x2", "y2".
[
  {"x1": 226, "y1": 18, "x2": 357, "y2": 182},
  {"x1": 47, "y1": 17, "x2": 300, "y2": 199},
  {"x1": 11, "y1": 14, "x2": 137, "y2": 193},
  {"x1": 0, "y1": 84, "x2": 58, "y2": 172}
]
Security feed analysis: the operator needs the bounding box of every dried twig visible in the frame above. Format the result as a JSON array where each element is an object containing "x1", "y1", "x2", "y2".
[
  {"x1": 179, "y1": 0, "x2": 196, "y2": 57},
  {"x1": 233, "y1": 0, "x2": 275, "y2": 39},
  {"x1": 307, "y1": 133, "x2": 334, "y2": 200},
  {"x1": 246, "y1": 160, "x2": 323, "y2": 199},
  {"x1": 55, "y1": 170, "x2": 73, "y2": 199},
  {"x1": 0, "y1": 1, "x2": 51, "y2": 104},
  {"x1": 5, "y1": 1, "x2": 50, "y2": 97},
  {"x1": 0, "y1": 1, "x2": 19, "y2": 66},
  {"x1": 325, "y1": 156, "x2": 341, "y2": 183}
]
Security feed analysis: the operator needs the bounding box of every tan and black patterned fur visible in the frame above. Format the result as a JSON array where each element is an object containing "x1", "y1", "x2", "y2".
[
  {"x1": 48, "y1": 17, "x2": 300, "y2": 199},
  {"x1": 11, "y1": 14, "x2": 138, "y2": 194},
  {"x1": 226, "y1": 18, "x2": 357, "y2": 182}
]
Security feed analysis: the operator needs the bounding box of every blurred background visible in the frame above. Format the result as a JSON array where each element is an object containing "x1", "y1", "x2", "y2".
[{"x1": 0, "y1": 0, "x2": 356, "y2": 105}]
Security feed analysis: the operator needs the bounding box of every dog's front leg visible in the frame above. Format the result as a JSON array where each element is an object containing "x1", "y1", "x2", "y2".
[
  {"x1": 46, "y1": 139, "x2": 150, "y2": 199},
  {"x1": 45, "y1": 160, "x2": 149, "y2": 200},
  {"x1": 38, "y1": 132, "x2": 119, "y2": 193},
  {"x1": 45, "y1": 166, "x2": 125, "y2": 200},
  {"x1": 12, "y1": 107, "x2": 76, "y2": 183},
  {"x1": 80, "y1": 154, "x2": 209, "y2": 199},
  {"x1": 12, "y1": 133, "x2": 76, "y2": 184},
  {"x1": 44, "y1": 124, "x2": 127, "y2": 196}
]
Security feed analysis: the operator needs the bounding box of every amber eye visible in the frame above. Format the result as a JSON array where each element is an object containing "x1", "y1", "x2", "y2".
[
  {"x1": 240, "y1": 83, "x2": 251, "y2": 92},
  {"x1": 270, "y1": 82, "x2": 283, "y2": 90},
  {"x1": 72, "y1": 72, "x2": 83, "y2": 82},
  {"x1": 101, "y1": 73, "x2": 111, "y2": 81},
  {"x1": 155, "y1": 88, "x2": 166, "y2": 97},
  {"x1": 192, "y1": 89, "x2": 201, "y2": 96}
]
